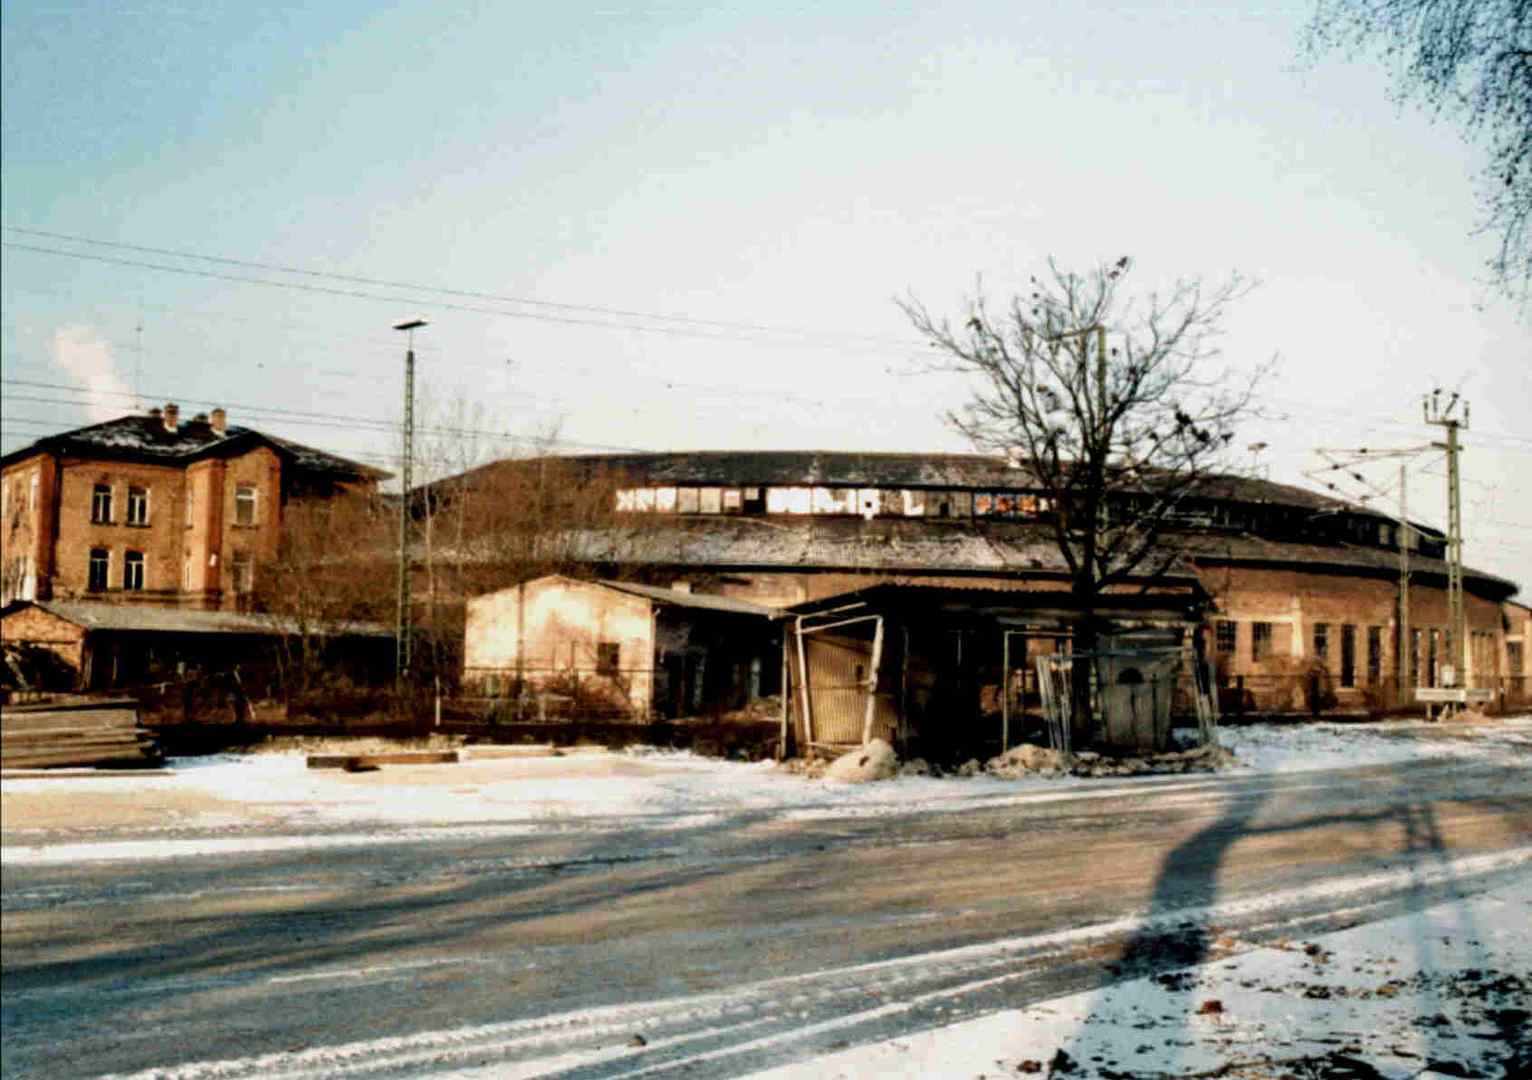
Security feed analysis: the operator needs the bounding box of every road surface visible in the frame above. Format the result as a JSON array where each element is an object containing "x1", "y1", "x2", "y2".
[{"x1": 3, "y1": 755, "x2": 1530, "y2": 1078}]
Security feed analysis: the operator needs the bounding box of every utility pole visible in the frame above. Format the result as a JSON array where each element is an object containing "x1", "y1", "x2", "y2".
[
  {"x1": 1424, "y1": 391, "x2": 1469, "y2": 690},
  {"x1": 393, "y1": 317, "x2": 428, "y2": 683},
  {"x1": 1397, "y1": 461, "x2": 1409, "y2": 704}
]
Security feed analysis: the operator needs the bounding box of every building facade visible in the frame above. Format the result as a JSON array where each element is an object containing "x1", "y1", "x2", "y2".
[
  {"x1": 1, "y1": 404, "x2": 386, "y2": 612},
  {"x1": 461, "y1": 450, "x2": 1521, "y2": 712}
]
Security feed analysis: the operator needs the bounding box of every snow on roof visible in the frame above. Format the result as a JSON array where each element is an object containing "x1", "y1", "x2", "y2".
[
  {"x1": 0, "y1": 411, "x2": 387, "y2": 480},
  {"x1": 9, "y1": 600, "x2": 390, "y2": 638},
  {"x1": 597, "y1": 580, "x2": 782, "y2": 618}
]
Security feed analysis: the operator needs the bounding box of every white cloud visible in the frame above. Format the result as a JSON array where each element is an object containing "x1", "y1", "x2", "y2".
[{"x1": 49, "y1": 325, "x2": 134, "y2": 424}]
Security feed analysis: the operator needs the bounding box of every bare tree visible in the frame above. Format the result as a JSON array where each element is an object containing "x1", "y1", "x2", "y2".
[
  {"x1": 901, "y1": 257, "x2": 1270, "y2": 733},
  {"x1": 1304, "y1": 0, "x2": 1532, "y2": 301},
  {"x1": 251, "y1": 491, "x2": 393, "y2": 699}
]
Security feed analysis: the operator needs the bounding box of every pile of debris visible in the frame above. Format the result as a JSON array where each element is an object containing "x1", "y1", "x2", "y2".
[
  {"x1": 984, "y1": 741, "x2": 1234, "y2": 779},
  {"x1": 1, "y1": 696, "x2": 162, "y2": 770},
  {"x1": 781, "y1": 738, "x2": 1233, "y2": 782}
]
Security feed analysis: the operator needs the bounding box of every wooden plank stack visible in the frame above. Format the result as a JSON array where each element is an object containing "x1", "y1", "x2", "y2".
[
  {"x1": 306, "y1": 750, "x2": 459, "y2": 769},
  {"x1": 1, "y1": 696, "x2": 163, "y2": 770}
]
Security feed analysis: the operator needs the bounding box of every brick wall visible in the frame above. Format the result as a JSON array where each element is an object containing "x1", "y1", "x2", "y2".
[
  {"x1": 0, "y1": 604, "x2": 85, "y2": 677},
  {"x1": 6, "y1": 445, "x2": 289, "y2": 611}
]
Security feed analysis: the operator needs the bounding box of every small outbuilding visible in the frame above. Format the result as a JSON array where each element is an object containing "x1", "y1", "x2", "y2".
[
  {"x1": 463, "y1": 575, "x2": 784, "y2": 719},
  {"x1": 0, "y1": 599, "x2": 392, "y2": 692},
  {"x1": 783, "y1": 580, "x2": 1209, "y2": 762}
]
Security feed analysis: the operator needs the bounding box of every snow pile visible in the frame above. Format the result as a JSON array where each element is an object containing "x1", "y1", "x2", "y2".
[
  {"x1": 749, "y1": 870, "x2": 1532, "y2": 1080},
  {"x1": 985, "y1": 742, "x2": 1232, "y2": 779},
  {"x1": 824, "y1": 739, "x2": 898, "y2": 782},
  {"x1": 1218, "y1": 716, "x2": 1532, "y2": 773}
]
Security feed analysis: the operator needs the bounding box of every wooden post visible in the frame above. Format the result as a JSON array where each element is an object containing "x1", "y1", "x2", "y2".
[
  {"x1": 1001, "y1": 631, "x2": 1011, "y2": 754},
  {"x1": 861, "y1": 615, "x2": 885, "y2": 746},
  {"x1": 794, "y1": 616, "x2": 815, "y2": 750},
  {"x1": 900, "y1": 625, "x2": 911, "y2": 755},
  {"x1": 778, "y1": 632, "x2": 790, "y2": 760}
]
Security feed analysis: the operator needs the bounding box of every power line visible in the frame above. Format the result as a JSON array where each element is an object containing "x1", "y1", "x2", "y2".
[
  {"x1": 0, "y1": 388, "x2": 651, "y2": 455},
  {"x1": 2, "y1": 229, "x2": 922, "y2": 353}
]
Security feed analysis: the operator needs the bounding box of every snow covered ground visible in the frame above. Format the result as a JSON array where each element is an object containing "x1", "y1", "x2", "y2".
[
  {"x1": 746, "y1": 867, "x2": 1532, "y2": 1080},
  {"x1": 2, "y1": 716, "x2": 1528, "y2": 867}
]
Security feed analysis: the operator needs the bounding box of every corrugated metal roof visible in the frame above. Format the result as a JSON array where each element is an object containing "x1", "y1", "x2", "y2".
[
  {"x1": 598, "y1": 580, "x2": 783, "y2": 618},
  {"x1": 6, "y1": 601, "x2": 390, "y2": 638}
]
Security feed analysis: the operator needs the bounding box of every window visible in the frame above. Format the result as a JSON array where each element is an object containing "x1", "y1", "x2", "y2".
[
  {"x1": 234, "y1": 484, "x2": 257, "y2": 526},
  {"x1": 127, "y1": 486, "x2": 149, "y2": 525},
  {"x1": 92, "y1": 484, "x2": 113, "y2": 523},
  {"x1": 182, "y1": 554, "x2": 193, "y2": 591},
  {"x1": 1510, "y1": 642, "x2": 1524, "y2": 677},
  {"x1": 596, "y1": 642, "x2": 620, "y2": 676},
  {"x1": 676, "y1": 487, "x2": 700, "y2": 514},
  {"x1": 28, "y1": 473, "x2": 38, "y2": 511},
  {"x1": 1340, "y1": 624, "x2": 1357, "y2": 688},
  {"x1": 1428, "y1": 629, "x2": 1439, "y2": 687},
  {"x1": 1312, "y1": 623, "x2": 1329, "y2": 663},
  {"x1": 1410, "y1": 628, "x2": 1421, "y2": 686},
  {"x1": 1215, "y1": 620, "x2": 1236, "y2": 655},
  {"x1": 88, "y1": 548, "x2": 109, "y2": 591},
  {"x1": 184, "y1": 488, "x2": 195, "y2": 528},
  {"x1": 1367, "y1": 626, "x2": 1383, "y2": 685},
  {"x1": 230, "y1": 552, "x2": 253, "y2": 594},
  {"x1": 1252, "y1": 621, "x2": 1273, "y2": 662},
  {"x1": 123, "y1": 551, "x2": 145, "y2": 590}
]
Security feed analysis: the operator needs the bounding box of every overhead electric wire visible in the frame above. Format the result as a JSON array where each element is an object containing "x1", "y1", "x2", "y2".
[
  {"x1": 0, "y1": 388, "x2": 651, "y2": 455},
  {"x1": 1, "y1": 230, "x2": 923, "y2": 353}
]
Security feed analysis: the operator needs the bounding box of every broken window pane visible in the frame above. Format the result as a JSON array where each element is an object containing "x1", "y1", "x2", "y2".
[
  {"x1": 767, "y1": 487, "x2": 811, "y2": 514},
  {"x1": 654, "y1": 487, "x2": 677, "y2": 512},
  {"x1": 722, "y1": 488, "x2": 743, "y2": 512}
]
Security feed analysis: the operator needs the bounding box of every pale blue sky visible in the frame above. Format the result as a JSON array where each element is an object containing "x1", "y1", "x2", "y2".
[{"x1": 2, "y1": 1, "x2": 1528, "y2": 588}]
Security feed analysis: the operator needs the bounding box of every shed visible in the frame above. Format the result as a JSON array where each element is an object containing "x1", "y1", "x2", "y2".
[
  {"x1": 0, "y1": 600, "x2": 392, "y2": 692},
  {"x1": 783, "y1": 579, "x2": 1206, "y2": 761},
  {"x1": 463, "y1": 575, "x2": 784, "y2": 719}
]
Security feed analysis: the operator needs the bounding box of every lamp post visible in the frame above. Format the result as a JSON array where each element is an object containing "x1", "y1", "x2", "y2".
[{"x1": 394, "y1": 317, "x2": 427, "y2": 683}]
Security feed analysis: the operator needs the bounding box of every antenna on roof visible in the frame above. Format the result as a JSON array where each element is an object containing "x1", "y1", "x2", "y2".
[{"x1": 134, "y1": 305, "x2": 145, "y2": 411}]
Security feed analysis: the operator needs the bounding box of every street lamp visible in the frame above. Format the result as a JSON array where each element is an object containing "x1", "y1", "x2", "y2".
[{"x1": 394, "y1": 317, "x2": 427, "y2": 683}]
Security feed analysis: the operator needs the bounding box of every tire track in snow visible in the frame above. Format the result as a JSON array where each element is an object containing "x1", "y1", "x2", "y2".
[{"x1": 93, "y1": 847, "x2": 1532, "y2": 1080}]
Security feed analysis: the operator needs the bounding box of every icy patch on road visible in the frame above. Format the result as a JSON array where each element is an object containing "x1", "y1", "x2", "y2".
[
  {"x1": 84, "y1": 850, "x2": 1532, "y2": 1080},
  {"x1": 750, "y1": 866, "x2": 1532, "y2": 1080}
]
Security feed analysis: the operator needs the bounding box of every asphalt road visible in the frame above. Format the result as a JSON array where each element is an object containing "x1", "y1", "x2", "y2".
[{"x1": 4, "y1": 756, "x2": 1530, "y2": 1079}]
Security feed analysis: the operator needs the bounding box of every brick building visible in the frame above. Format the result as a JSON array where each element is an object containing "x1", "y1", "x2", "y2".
[
  {"x1": 0, "y1": 403, "x2": 386, "y2": 612},
  {"x1": 447, "y1": 451, "x2": 1522, "y2": 712}
]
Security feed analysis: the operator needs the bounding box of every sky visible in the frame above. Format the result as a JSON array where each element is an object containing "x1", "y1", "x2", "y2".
[{"x1": 2, "y1": 1, "x2": 1528, "y2": 590}]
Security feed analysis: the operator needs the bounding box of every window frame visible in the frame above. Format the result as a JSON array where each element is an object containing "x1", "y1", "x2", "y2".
[
  {"x1": 123, "y1": 550, "x2": 145, "y2": 591},
  {"x1": 1215, "y1": 620, "x2": 1237, "y2": 655},
  {"x1": 1251, "y1": 621, "x2": 1274, "y2": 662},
  {"x1": 126, "y1": 485, "x2": 150, "y2": 526},
  {"x1": 229, "y1": 552, "x2": 253, "y2": 594},
  {"x1": 88, "y1": 548, "x2": 110, "y2": 591},
  {"x1": 234, "y1": 484, "x2": 257, "y2": 526},
  {"x1": 91, "y1": 483, "x2": 113, "y2": 524}
]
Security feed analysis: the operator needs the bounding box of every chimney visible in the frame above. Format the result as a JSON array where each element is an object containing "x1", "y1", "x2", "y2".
[
  {"x1": 163, "y1": 403, "x2": 180, "y2": 433},
  {"x1": 210, "y1": 407, "x2": 227, "y2": 436}
]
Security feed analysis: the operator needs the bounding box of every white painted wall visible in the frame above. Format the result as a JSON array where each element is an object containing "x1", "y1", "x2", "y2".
[{"x1": 464, "y1": 575, "x2": 655, "y2": 711}]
